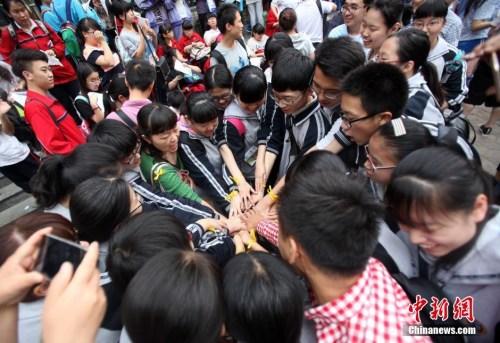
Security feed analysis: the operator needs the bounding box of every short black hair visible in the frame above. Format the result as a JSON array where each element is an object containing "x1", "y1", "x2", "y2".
[
  {"x1": 413, "y1": 0, "x2": 448, "y2": 19},
  {"x1": 279, "y1": 171, "x2": 383, "y2": 276},
  {"x1": 166, "y1": 90, "x2": 186, "y2": 109},
  {"x1": 315, "y1": 37, "x2": 366, "y2": 82},
  {"x1": 252, "y1": 23, "x2": 265, "y2": 34},
  {"x1": 366, "y1": 0, "x2": 404, "y2": 29},
  {"x1": 109, "y1": 0, "x2": 134, "y2": 18},
  {"x1": 125, "y1": 60, "x2": 156, "y2": 91},
  {"x1": 285, "y1": 150, "x2": 347, "y2": 183},
  {"x1": 233, "y1": 65, "x2": 267, "y2": 103},
  {"x1": 204, "y1": 64, "x2": 233, "y2": 90},
  {"x1": 375, "y1": 118, "x2": 434, "y2": 163},
  {"x1": 207, "y1": 12, "x2": 217, "y2": 20},
  {"x1": 186, "y1": 92, "x2": 218, "y2": 123},
  {"x1": 70, "y1": 176, "x2": 131, "y2": 243},
  {"x1": 88, "y1": 120, "x2": 138, "y2": 160},
  {"x1": 217, "y1": 3, "x2": 239, "y2": 34},
  {"x1": 3, "y1": 0, "x2": 26, "y2": 13},
  {"x1": 11, "y1": 49, "x2": 49, "y2": 79},
  {"x1": 137, "y1": 103, "x2": 178, "y2": 160},
  {"x1": 182, "y1": 20, "x2": 194, "y2": 30},
  {"x1": 263, "y1": 32, "x2": 293, "y2": 65},
  {"x1": 223, "y1": 252, "x2": 305, "y2": 343},
  {"x1": 106, "y1": 74, "x2": 129, "y2": 102},
  {"x1": 107, "y1": 211, "x2": 191, "y2": 292},
  {"x1": 272, "y1": 48, "x2": 313, "y2": 92},
  {"x1": 341, "y1": 63, "x2": 408, "y2": 118},
  {"x1": 279, "y1": 8, "x2": 297, "y2": 32},
  {"x1": 122, "y1": 250, "x2": 223, "y2": 343}
]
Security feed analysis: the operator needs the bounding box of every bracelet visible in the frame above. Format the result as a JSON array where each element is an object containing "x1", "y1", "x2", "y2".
[
  {"x1": 225, "y1": 190, "x2": 239, "y2": 202},
  {"x1": 245, "y1": 229, "x2": 257, "y2": 250},
  {"x1": 230, "y1": 176, "x2": 241, "y2": 186},
  {"x1": 267, "y1": 186, "x2": 279, "y2": 202}
]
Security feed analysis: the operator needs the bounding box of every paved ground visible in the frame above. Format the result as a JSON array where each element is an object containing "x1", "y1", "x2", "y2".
[{"x1": 467, "y1": 105, "x2": 499, "y2": 175}]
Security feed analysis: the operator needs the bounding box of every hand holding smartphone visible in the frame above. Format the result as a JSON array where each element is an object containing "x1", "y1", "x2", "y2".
[{"x1": 36, "y1": 234, "x2": 87, "y2": 279}]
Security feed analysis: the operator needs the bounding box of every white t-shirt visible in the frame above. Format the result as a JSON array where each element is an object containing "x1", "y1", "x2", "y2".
[
  {"x1": 0, "y1": 133, "x2": 30, "y2": 167},
  {"x1": 296, "y1": 0, "x2": 335, "y2": 43},
  {"x1": 246, "y1": 35, "x2": 269, "y2": 55},
  {"x1": 272, "y1": 0, "x2": 300, "y2": 12},
  {"x1": 204, "y1": 28, "x2": 220, "y2": 46},
  {"x1": 175, "y1": 0, "x2": 189, "y2": 19}
]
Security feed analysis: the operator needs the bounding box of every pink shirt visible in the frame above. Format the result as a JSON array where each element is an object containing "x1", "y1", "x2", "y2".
[{"x1": 106, "y1": 99, "x2": 152, "y2": 125}]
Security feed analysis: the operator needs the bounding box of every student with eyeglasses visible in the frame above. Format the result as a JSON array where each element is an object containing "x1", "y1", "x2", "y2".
[
  {"x1": 74, "y1": 63, "x2": 106, "y2": 131},
  {"x1": 263, "y1": 48, "x2": 331, "y2": 184},
  {"x1": 328, "y1": 0, "x2": 367, "y2": 51},
  {"x1": 324, "y1": 62, "x2": 408, "y2": 172}
]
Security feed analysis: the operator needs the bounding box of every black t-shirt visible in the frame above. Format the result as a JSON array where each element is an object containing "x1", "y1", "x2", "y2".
[{"x1": 86, "y1": 50, "x2": 124, "y2": 89}]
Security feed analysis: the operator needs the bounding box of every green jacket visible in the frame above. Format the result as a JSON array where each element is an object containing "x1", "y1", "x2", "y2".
[{"x1": 140, "y1": 152, "x2": 202, "y2": 203}]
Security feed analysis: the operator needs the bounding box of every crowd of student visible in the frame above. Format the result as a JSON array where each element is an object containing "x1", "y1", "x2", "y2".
[{"x1": 0, "y1": 0, "x2": 499, "y2": 342}]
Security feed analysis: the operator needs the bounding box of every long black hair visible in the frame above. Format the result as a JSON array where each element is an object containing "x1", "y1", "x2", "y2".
[
  {"x1": 391, "y1": 28, "x2": 445, "y2": 106},
  {"x1": 30, "y1": 143, "x2": 122, "y2": 208}
]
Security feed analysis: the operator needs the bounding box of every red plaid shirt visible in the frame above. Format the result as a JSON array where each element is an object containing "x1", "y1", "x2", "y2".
[
  {"x1": 305, "y1": 258, "x2": 431, "y2": 343},
  {"x1": 256, "y1": 220, "x2": 279, "y2": 247}
]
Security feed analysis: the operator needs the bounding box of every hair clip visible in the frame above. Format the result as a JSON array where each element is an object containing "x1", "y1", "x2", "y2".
[{"x1": 391, "y1": 118, "x2": 406, "y2": 137}]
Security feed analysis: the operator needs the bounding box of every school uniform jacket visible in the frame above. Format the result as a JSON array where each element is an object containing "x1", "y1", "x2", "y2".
[
  {"x1": 422, "y1": 207, "x2": 500, "y2": 343},
  {"x1": 222, "y1": 100, "x2": 265, "y2": 181},
  {"x1": 178, "y1": 129, "x2": 234, "y2": 213},
  {"x1": 428, "y1": 36, "x2": 468, "y2": 115},
  {"x1": 405, "y1": 72, "x2": 445, "y2": 134},
  {"x1": 123, "y1": 170, "x2": 215, "y2": 225},
  {"x1": 266, "y1": 98, "x2": 331, "y2": 179}
]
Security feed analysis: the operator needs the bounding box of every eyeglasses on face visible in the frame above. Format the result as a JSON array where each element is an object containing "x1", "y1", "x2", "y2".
[
  {"x1": 311, "y1": 82, "x2": 342, "y2": 101},
  {"x1": 339, "y1": 111, "x2": 379, "y2": 129},
  {"x1": 364, "y1": 145, "x2": 396, "y2": 171},
  {"x1": 270, "y1": 90, "x2": 306, "y2": 107}
]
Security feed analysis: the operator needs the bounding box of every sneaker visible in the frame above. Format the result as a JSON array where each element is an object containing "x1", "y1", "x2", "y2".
[{"x1": 479, "y1": 125, "x2": 493, "y2": 135}]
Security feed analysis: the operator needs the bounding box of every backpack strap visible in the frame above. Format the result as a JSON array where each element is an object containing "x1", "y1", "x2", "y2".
[
  {"x1": 7, "y1": 24, "x2": 18, "y2": 47},
  {"x1": 226, "y1": 117, "x2": 246, "y2": 136},
  {"x1": 65, "y1": 0, "x2": 73, "y2": 24},
  {"x1": 28, "y1": 98, "x2": 63, "y2": 127},
  {"x1": 210, "y1": 49, "x2": 227, "y2": 67},
  {"x1": 315, "y1": 0, "x2": 327, "y2": 38},
  {"x1": 115, "y1": 109, "x2": 137, "y2": 129},
  {"x1": 34, "y1": 20, "x2": 49, "y2": 35}
]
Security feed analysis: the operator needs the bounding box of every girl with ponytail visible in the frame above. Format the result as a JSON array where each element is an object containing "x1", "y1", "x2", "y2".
[
  {"x1": 385, "y1": 147, "x2": 500, "y2": 341},
  {"x1": 377, "y1": 28, "x2": 445, "y2": 131},
  {"x1": 30, "y1": 143, "x2": 122, "y2": 219}
]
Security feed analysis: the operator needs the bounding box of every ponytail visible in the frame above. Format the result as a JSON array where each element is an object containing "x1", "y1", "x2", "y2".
[
  {"x1": 30, "y1": 155, "x2": 66, "y2": 208},
  {"x1": 420, "y1": 61, "x2": 445, "y2": 107},
  {"x1": 30, "y1": 143, "x2": 123, "y2": 209}
]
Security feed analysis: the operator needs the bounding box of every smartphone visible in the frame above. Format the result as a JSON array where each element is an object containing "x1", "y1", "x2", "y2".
[
  {"x1": 36, "y1": 234, "x2": 87, "y2": 279},
  {"x1": 490, "y1": 52, "x2": 500, "y2": 102}
]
